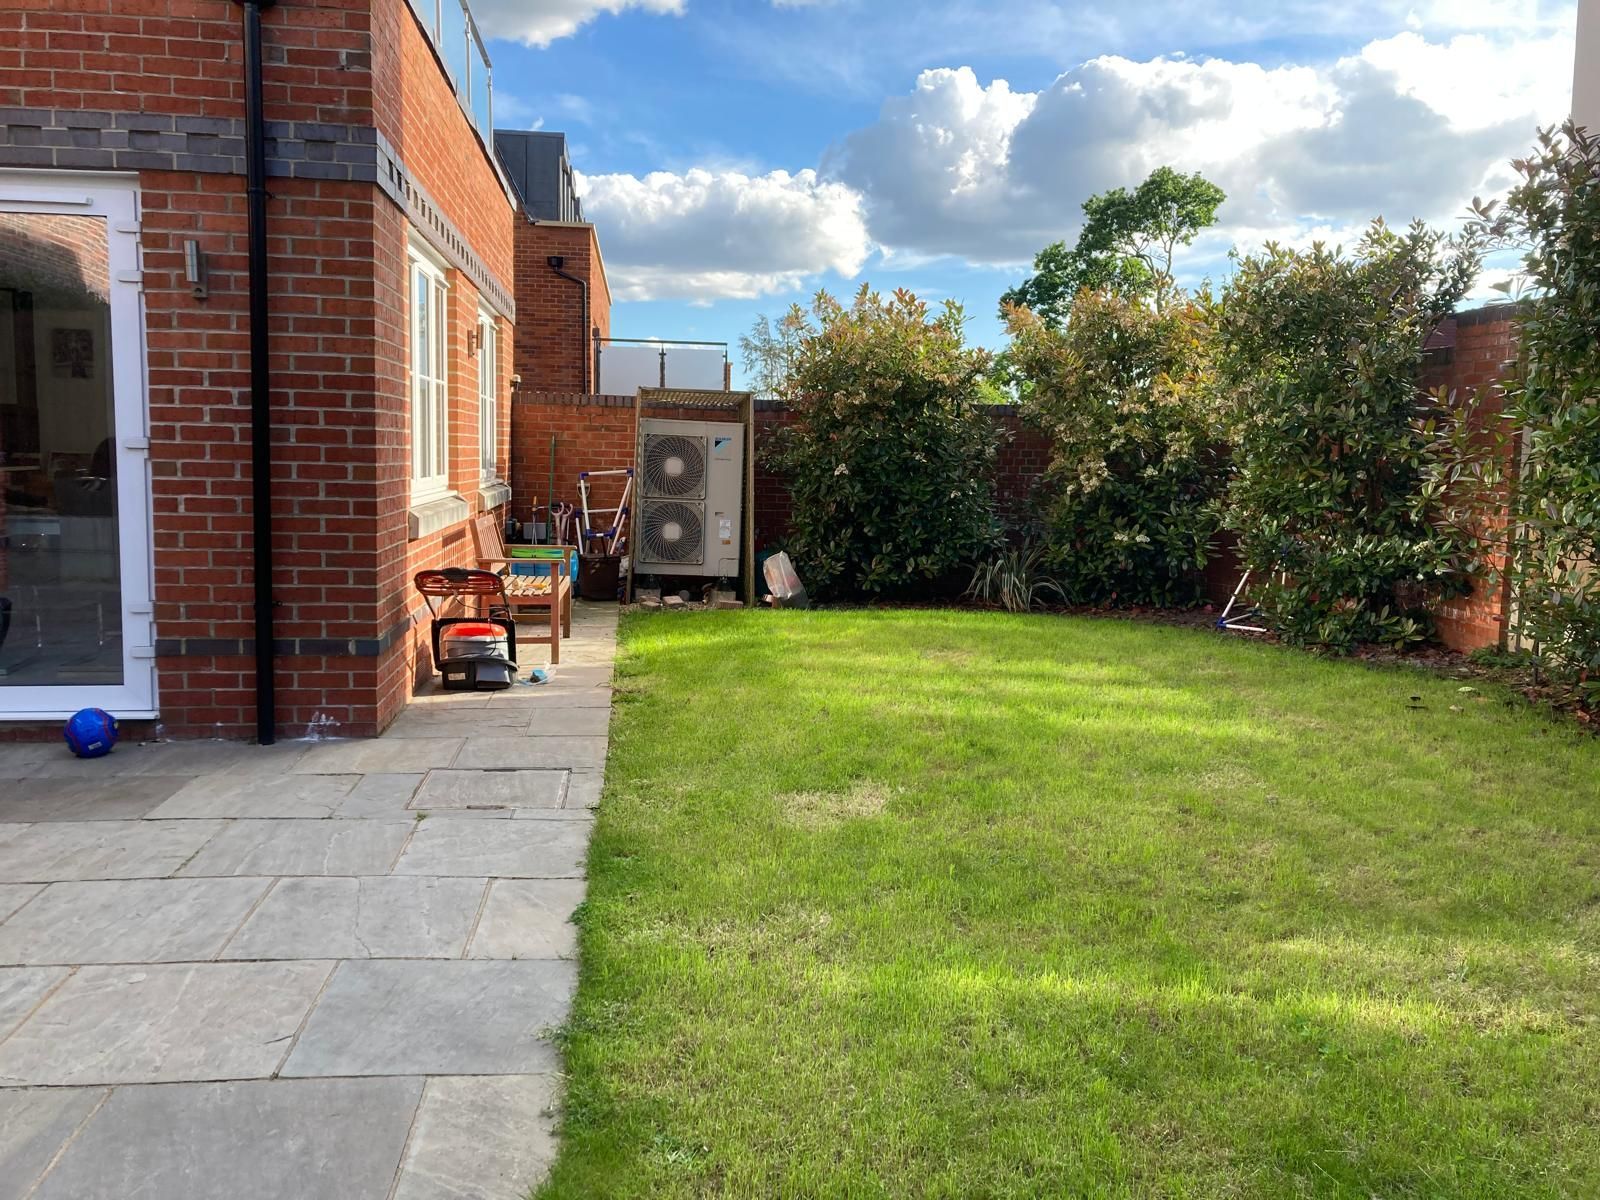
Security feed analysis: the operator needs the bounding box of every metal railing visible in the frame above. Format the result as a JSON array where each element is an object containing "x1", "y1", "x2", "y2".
[
  {"x1": 594, "y1": 337, "x2": 730, "y2": 395},
  {"x1": 406, "y1": 0, "x2": 494, "y2": 149}
]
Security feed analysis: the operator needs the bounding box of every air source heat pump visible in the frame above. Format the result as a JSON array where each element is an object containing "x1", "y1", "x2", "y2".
[{"x1": 636, "y1": 418, "x2": 744, "y2": 577}]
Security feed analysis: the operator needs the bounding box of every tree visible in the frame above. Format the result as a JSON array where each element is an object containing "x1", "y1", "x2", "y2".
[
  {"x1": 737, "y1": 306, "x2": 812, "y2": 402},
  {"x1": 766, "y1": 285, "x2": 1000, "y2": 599},
  {"x1": 1216, "y1": 219, "x2": 1484, "y2": 650},
  {"x1": 1008, "y1": 290, "x2": 1223, "y2": 606},
  {"x1": 1002, "y1": 167, "x2": 1226, "y2": 325}
]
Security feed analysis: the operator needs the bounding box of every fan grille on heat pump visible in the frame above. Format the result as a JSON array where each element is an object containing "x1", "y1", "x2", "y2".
[
  {"x1": 643, "y1": 434, "x2": 706, "y2": 498},
  {"x1": 641, "y1": 501, "x2": 704, "y2": 564}
]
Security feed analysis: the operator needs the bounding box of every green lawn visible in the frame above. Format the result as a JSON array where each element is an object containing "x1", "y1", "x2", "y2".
[{"x1": 538, "y1": 609, "x2": 1600, "y2": 1199}]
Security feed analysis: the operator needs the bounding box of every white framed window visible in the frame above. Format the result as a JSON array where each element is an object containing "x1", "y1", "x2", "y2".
[
  {"x1": 478, "y1": 310, "x2": 498, "y2": 480},
  {"x1": 408, "y1": 249, "x2": 450, "y2": 501}
]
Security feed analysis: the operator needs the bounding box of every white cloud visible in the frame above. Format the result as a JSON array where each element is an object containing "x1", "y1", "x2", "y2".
[
  {"x1": 512, "y1": 18, "x2": 1569, "y2": 309},
  {"x1": 1356, "y1": 28, "x2": 1574, "y2": 130},
  {"x1": 702, "y1": 0, "x2": 1574, "y2": 103},
  {"x1": 575, "y1": 168, "x2": 871, "y2": 301},
  {"x1": 823, "y1": 25, "x2": 1569, "y2": 266},
  {"x1": 471, "y1": 0, "x2": 683, "y2": 47}
]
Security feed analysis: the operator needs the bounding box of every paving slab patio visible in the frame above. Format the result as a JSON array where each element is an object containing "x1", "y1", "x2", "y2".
[
  {"x1": 0, "y1": 600, "x2": 618, "y2": 1198},
  {"x1": 0, "y1": 878, "x2": 270, "y2": 965},
  {"x1": 220, "y1": 876, "x2": 486, "y2": 961},
  {"x1": 30, "y1": 1077, "x2": 421, "y2": 1200},
  {"x1": 391, "y1": 1074, "x2": 561, "y2": 1200},
  {"x1": 413, "y1": 767, "x2": 568, "y2": 809}
]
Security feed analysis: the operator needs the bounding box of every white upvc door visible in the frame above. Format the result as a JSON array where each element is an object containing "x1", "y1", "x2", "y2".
[{"x1": 0, "y1": 171, "x2": 157, "y2": 719}]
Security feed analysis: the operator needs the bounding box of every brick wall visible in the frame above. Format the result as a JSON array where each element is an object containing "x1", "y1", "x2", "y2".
[
  {"x1": 0, "y1": 213, "x2": 109, "y2": 298},
  {"x1": 514, "y1": 309, "x2": 1519, "y2": 652},
  {"x1": 509, "y1": 221, "x2": 610, "y2": 395},
  {"x1": 0, "y1": 0, "x2": 373, "y2": 123},
  {"x1": 0, "y1": 0, "x2": 517, "y2": 738},
  {"x1": 1420, "y1": 304, "x2": 1521, "y2": 651},
  {"x1": 509, "y1": 393, "x2": 1052, "y2": 553}
]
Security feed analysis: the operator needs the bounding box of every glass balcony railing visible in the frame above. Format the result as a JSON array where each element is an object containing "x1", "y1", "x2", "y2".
[{"x1": 407, "y1": 0, "x2": 495, "y2": 152}]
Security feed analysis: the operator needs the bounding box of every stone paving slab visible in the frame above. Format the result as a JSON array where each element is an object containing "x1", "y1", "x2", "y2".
[
  {"x1": 393, "y1": 819, "x2": 589, "y2": 878},
  {"x1": 487, "y1": 671, "x2": 615, "y2": 707},
  {"x1": 280, "y1": 960, "x2": 573, "y2": 1078},
  {"x1": 406, "y1": 690, "x2": 494, "y2": 709},
  {"x1": 0, "y1": 967, "x2": 68, "y2": 1041},
  {"x1": 0, "y1": 1086, "x2": 106, "y2": 1200},
  {"x1": 521, "y1": 706, "x2": 614, "y2": 737},
  {"x1": 0, "y1": 600, "x2": 619, "y2": 1195},
  {"x1": 0, "y1": 886, "x2": 41, "y2": 923},
  {"x1": 452, "y1": 735, "x2": 608, "y2": 771},
  {"x1": 293, "y1": 738, "x2": 464, "y2": 776},
  {"x1": 561, "y1": 771, "x2": 605, "y2": 810},
  {"x1": 146, "y1": 773, "x2": 359, "y2": 820},
  {"x1": 0, "y1": 820, "x2": 226, "y2": 883},
  {"x1": 30, "y1": 1077, "x2": 423, "y2": 1200},
  {"x1": 115, "y1": 742, "x2": 255, "y2": 777},
  {"x1": 315, "y1": 772, "x2": 429, "y2": 820},
  {"x1": 174, "y1": 818, "x2": 412, "y2": 877},
  {"x1": 391, "y1": 1074, "x2": 559, "y2": 1200},
  {"x1": 0, "y1": 776, "x2": 192, "y2": 823},
  {"x1": 0, "y1": 878, "x2": 269, "y2": 965},
  {"x1": 382, "y1": 707, "x2": 538, "y2": 738},
  {"x1": 467, "y1": 879, "x2": 585, "y2": 960},
  {"x1": 412, "y1": 768, "x2": 567, "y2": 810},
  {"x1": 0, "y1": 960, "x2": 331, "y2": 1087},
  {"x1": 221, "y1": 876, "x2": 486, "y2": 961},
  {"x1": 210, "y1": 742, "x2": 313, "y2": 777},
  {"x1": 0, "y1": 745, "x2": 54, "y2": 773},
  {"x1": 10, "y1": 741, "x2": 249, "y2": 781}
]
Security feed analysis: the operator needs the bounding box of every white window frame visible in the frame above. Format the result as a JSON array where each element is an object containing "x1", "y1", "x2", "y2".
[
  {"x1": 478, "y1": 309, "x2": 498, "y2": 482},
  {"x1": 0, "y1": 170, "x2": 157, "y2": 719},
  {"x1": 408, "y1": 247, "x2": 450, "y2": 503}
]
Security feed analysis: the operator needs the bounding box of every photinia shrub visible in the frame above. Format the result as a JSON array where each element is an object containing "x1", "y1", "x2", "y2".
[
  {"x1": 1462, "y1": 123, "x2": 1600, "y2": 704},
  {"x1": 1007, "y1": 291, "x2": 1224, "y2": 606},
  {"x1": 1216, "y1": 219, "x2": 1483, "y2": 651},
  {"x1": 767, "y1": 285, "x2": 1000, "y2": 600}
]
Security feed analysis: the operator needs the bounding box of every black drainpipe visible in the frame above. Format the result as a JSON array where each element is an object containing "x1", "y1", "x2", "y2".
[
  {"x1": 237, "y1": 0, "x2": 277, "y2": 744},
  {"x1": 547, "y1": 253, "x2": 591, "y2": 391}
]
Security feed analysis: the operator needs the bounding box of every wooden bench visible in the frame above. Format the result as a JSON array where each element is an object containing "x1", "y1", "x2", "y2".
[{"x1": 469, "y1": 514, "x2": 573, "y2": 664}]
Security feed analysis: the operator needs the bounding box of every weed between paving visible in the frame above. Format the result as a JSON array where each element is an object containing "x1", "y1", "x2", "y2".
[{"x1": 538, "y1": 609, "x2": 1600, "y2": 1199}]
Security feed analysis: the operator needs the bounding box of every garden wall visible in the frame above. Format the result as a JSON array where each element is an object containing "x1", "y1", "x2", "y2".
[
  {"x1": 510, "y1": 305, "x2": 1518, "y2": 649},
  {"x1": 508, "y1": 392, "x2": 1050, "y2": 551},
  {"x1": 1419, "y1": 304, "x2": 1522, "y2": 651}
]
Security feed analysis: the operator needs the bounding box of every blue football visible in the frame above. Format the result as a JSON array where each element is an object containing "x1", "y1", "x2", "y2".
[{"x1": 63, "y1": 708, "x2": 119, "y2": 759}]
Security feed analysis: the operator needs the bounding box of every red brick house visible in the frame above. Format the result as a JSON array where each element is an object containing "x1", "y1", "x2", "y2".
[{"x1": 0, "y1": 0, "x2": 518, "y2": 739}]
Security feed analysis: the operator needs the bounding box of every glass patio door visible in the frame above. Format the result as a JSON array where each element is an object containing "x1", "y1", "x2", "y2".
[{"x1": 0, "y1": 174, "x2": 156, "y2": 718}]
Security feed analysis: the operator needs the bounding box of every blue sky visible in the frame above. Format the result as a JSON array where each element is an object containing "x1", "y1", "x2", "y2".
[{"x1": 473, "y1": 0, "x2": 1575, "y2": 387}]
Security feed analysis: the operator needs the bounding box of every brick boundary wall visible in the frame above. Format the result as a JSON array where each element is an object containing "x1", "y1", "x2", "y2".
[
  {"x1": 508, "y1": 392, "x2": 1053, "y2": 555},
  {"x1": 512, "y1": 306, "x2": 1519, "y2": 650},
  {"x1": 1419, "y1": 305, "x2": 1522, "y2": 652}
]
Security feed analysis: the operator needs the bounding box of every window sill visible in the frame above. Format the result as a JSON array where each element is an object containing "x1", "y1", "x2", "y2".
[
  {"x1": 408, "y1": 492, "x2": 470, "y2": 541},
  {"x1": 478, "y1": 480, "x2": 512, "y2": 510}
]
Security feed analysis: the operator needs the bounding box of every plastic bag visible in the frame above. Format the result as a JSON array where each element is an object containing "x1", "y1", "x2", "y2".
[{"x1": 762, "y1": 551, "x2": 810, "y2": 609}]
